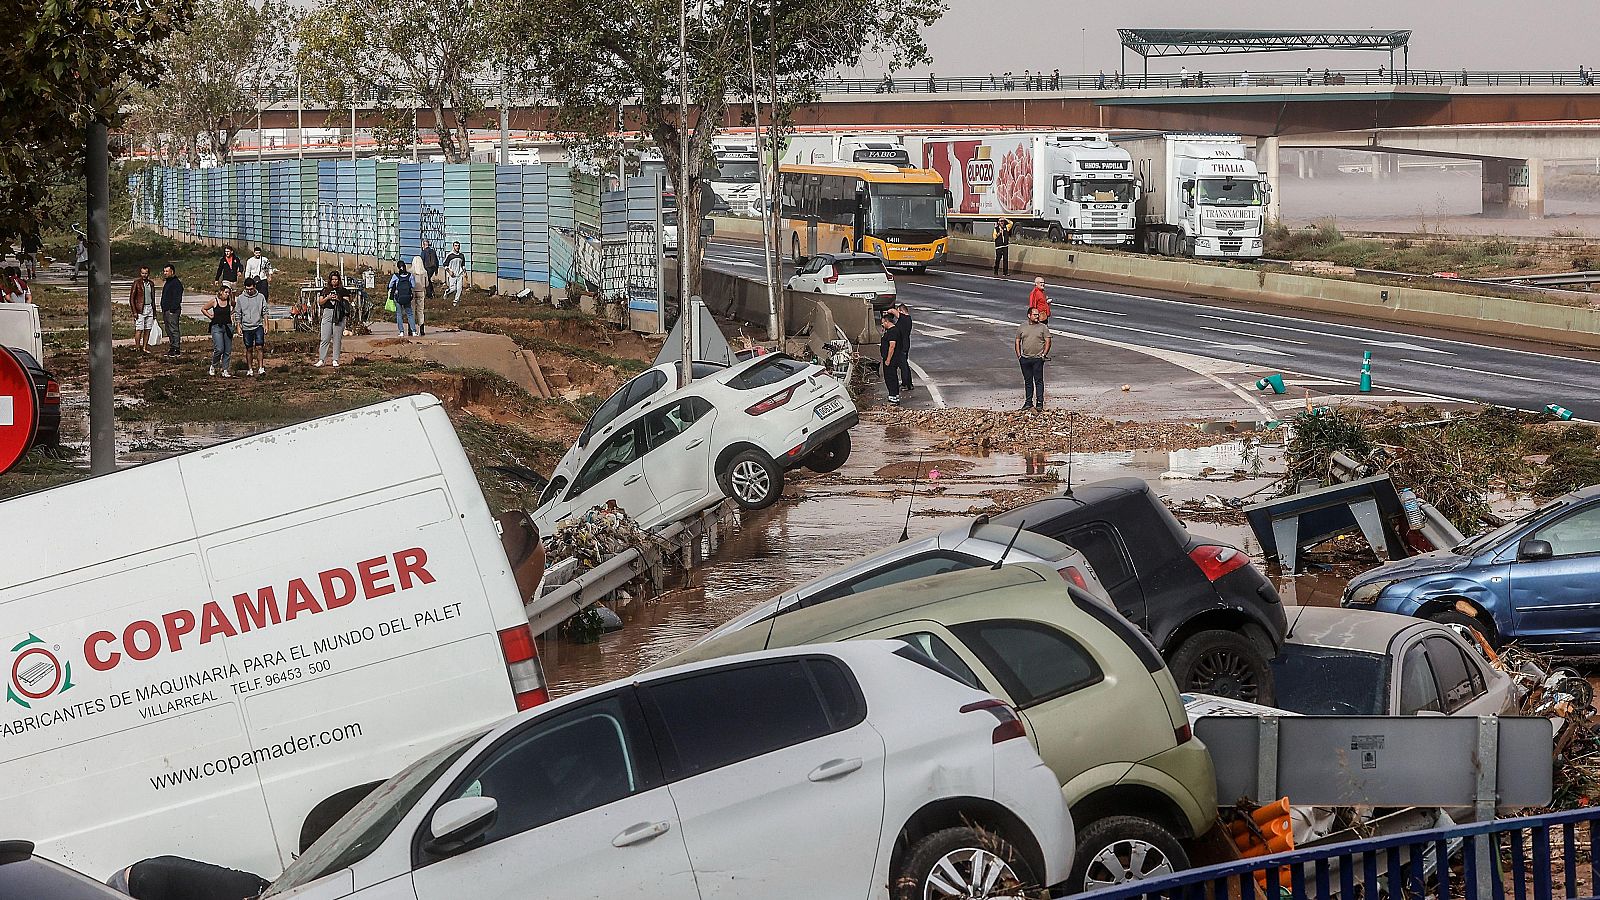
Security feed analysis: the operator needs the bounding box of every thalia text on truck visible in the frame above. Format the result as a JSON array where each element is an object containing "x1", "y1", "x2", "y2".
[{"x1": 0, "y1": 395, "x2": 549, "y2": 880}]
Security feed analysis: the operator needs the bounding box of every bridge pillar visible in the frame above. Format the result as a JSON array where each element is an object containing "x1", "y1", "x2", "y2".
[
  {"x1": 1257, "y1": 135, "x2": 1281, "y2": 222},
  {"x1": 1483, "y1": 158, "x2": 1546, "y2": 218}
]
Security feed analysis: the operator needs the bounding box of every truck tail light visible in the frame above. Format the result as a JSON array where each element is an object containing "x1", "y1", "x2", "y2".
[
  {"x1": 745, "y1": 384, "x2": 798, "y2": 415},
  {"x1": 960, "y1": 698, "x2": 1027, "y2": 743},
  {"x1": 43, "y1": 380, "x2": 60, "y2": 406},
  {"x1": 1056, "y1": 565, "x2": 1088, "y2": 590},
  {"x1": 497, "y1": 623, "x2": 549, "y2": 711},
  {"x1": 1190, "y1": 544, "x2": 1249, "y2": 582}
]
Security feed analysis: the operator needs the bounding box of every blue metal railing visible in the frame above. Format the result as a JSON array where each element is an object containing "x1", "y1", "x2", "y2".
[{"x1": 1062, "y1": 807, "x2": 1600, "y2": 900}]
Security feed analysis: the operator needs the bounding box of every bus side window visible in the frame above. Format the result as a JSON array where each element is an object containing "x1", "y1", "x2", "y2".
[{"x1": 803, "y1": 175, "x2": 821, "y2": 220}]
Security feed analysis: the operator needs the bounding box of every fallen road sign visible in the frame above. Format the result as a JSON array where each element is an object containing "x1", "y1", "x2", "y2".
[{"x1": 0, "y1": 347, "x2": 37, "y2": 475}]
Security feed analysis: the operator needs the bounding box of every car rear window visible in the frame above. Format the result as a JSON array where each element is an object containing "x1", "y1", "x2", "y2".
[
  {"x1": 642, "y1": 658, "x2": 864, "y2": 780},
  {"x1": 833, "y1": 258, "x2": 886, "y2": 276},
  {"x1": 1267, "y1": 645, "x2": 1386, "y2": 715},
  {"x1": 726, "y1": 355, "x2": 808, "y2": 390}
]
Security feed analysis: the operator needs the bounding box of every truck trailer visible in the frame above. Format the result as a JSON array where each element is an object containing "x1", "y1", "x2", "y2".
[{"x1": 1118, "y1": 133, "x2": 1270, "y2": 260}]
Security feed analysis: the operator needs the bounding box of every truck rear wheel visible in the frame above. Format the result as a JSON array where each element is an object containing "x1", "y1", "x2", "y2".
[{"x1": 1047, "y1": 224, "x2": 1065, "y2": 243}]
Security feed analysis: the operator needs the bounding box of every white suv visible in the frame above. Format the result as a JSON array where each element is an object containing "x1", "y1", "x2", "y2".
[
  {"x1": 532, "y1": 355, "x2": 857, "y2": 532},
  {"x1": 261, "y1": 642, "x2": 1075, "y2": 900},
  {"x1": 787, "y1": 253, "x2": 897, "y2": 309}
]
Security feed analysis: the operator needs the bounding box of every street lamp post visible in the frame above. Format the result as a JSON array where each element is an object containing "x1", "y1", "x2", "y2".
[{"x1": 747, "y1": 0, "x2": 778, "y2": 344}]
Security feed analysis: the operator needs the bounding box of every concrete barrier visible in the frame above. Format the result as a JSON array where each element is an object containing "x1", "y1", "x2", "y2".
[
  {"x1": 709, "y1": 216, "x2": 1600, "y2": 348},
  {"x1": 669, "y1": 253, "x2": 877, "y2": 347}
]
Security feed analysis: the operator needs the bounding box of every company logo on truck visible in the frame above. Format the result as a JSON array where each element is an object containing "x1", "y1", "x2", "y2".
[
  {"x1": 6, "y1": 634, "x2": 75, "y2": 709},
  {"x1": 965, "y1": 157, "x2": 995, "y2": 188}
]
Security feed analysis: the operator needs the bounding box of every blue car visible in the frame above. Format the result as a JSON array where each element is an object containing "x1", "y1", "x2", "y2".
[{"x1": 1343, "y1": 485, "x2": 1600, "y2": 650}]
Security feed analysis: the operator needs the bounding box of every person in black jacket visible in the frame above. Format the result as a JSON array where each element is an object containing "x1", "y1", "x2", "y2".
[
  {"x1": 159, "y1": 263, "x2": 184, "y2": 356},
  {"x1": 890, "y1": 301, "x2": 914, "y2": 395},
  {"x1": 420, "y1": 239, "x2": 440, "y2": 301},
  {"x1": 106, "y1": 855, "x2": 268, "y2": 900},
  {"x1": 214, "y1": 246, "x2": 243, "y2": 290}
]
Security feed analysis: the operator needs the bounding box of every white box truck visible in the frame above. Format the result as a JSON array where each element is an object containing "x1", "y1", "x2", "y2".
[
  {"x1": 0, "y1": 394, "x2": 548, "y2": 880},
  {"x1": 1119, "y1": 132, "x2": 1270, "y2": 260},
  {"x1": 0, "y1": 302, "x2": 43, "y2": 361},
  {"x1": 920, "y1": 132, "x2": 1140, "y2": 246}
]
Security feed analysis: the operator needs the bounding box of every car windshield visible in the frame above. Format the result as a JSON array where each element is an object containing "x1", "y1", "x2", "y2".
[
  {"x1": 833, "y1": 258, "x2": 886, "y2": 277},
  {"x1": 1197, "y1": 179, "x2": 1263, "y2": 206},
  {"x1": 1070, "y1": 180, "x2": 1135, "y2": 203},
  {"x1": 867, "y1": 184, "x2": 948, "y2": 237},
  {"x1": 1455, "y1": 501, "x2": 1562, "y2": 555},
  {"x1": 265, "y1": 733, "x2": 482, "y2": 895},
  {"x1": 1268, "y1": 645, "x2": 1387, "y2": 715},
  {"x1": 0, "y1": 857, "x2": 124, "y2": 900},
  {"x1": 714, "y1": 160, "x2": 759, "y2": 183}
]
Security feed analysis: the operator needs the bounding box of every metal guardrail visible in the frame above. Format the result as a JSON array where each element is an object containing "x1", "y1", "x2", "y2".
[
  {"x1": 524, "y1": 499, "x2": 734, "y2": 636},
  {"x1": 1064, "y1": 806, "x2": 1600, "y2": 900}
]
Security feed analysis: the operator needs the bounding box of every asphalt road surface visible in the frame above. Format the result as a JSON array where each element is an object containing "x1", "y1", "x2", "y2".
[{"x1": 706, "y1": 240, "x2": 1600, "y2": 420}]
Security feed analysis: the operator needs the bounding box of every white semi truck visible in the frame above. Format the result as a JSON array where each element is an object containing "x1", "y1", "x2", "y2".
[
  {"x1": 920, "y1": 132, "x2": 1140, "y2": 246},
  {"x1": 1118, "y1": 132, "x2": 1270, "y2": 260}
]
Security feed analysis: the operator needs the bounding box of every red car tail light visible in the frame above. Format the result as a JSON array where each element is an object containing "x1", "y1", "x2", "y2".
[
  {"x1": 960, "y1": 698, "x2": 1027, "y2": 743},
  {"x1": 44, "y1": 380, "x2": 60, "y2": 405},
  {"x1": 1174, "y1": 722, "x2": 1193, "y2": 745},
  {"x1": 497, "y1": 623, "x2": 549, "y2": 711},
  {"x1": 1057, "y1": 565, "x2": 1088, "y2": 590},
  {"x1": 1189, "y1": 544, "x2": 1249, "y2": 582},
  {"x1": 745, "y1": 384, "x2": 798, "y2": 415}
]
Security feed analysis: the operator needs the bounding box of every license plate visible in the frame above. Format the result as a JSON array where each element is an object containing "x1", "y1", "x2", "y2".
[
  {"x1": 853, "y1": 292, "x2": 878, "y2": 300},
  {"x1": 815, "y1": 397, "x2": 844, "y2": 419}
]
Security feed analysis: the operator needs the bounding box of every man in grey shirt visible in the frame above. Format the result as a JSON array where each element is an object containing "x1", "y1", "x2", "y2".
[
  {"x1": 1014, "y1": 306, "x2": 1051, "y2": 411},
  {"x1": 236, "y1": 277, "x2": 269, "y2": 376}
]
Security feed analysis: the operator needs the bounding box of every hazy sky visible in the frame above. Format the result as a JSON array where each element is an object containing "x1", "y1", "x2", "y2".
[{"x1": 849, "y1": 1, "x2": 1596, "y2": 77}]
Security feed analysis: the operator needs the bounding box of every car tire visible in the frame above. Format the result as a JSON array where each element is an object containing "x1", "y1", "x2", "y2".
[
  {"x1": 1168, "y1": 629, "x2": 1274, "y2": 705},
  {"x1": 1070, "y1": 815, "x2": 1188, "y2": 892},
  {"x1": 1429, "y1": 608, "x2": 1500, "y2": 649},
  {"x1": 804, "y1": 431, "x2": 851, "y2": 473},
  {"x1": 720, "y1": 449, "x2": 783, "y2": 510},
  {"x1": 893, "y1": 825, "x2": 1041, "y2": 900}
]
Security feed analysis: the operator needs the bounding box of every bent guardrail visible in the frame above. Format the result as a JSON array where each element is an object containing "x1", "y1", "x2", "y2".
[{"x1": 1063, "y1": 806, "x2": 1600, "y2": 900}]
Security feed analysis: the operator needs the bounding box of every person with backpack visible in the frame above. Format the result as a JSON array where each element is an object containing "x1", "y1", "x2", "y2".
[
  {"x1": 389, "y1": 259, "x2": 418, "y2": 337},
  {"x1": 315, "y1": 272, "x2": 349, "y2": 367},
  {"x1": 1028, "y1": 276, "x2": 1052, "y2": 321}
]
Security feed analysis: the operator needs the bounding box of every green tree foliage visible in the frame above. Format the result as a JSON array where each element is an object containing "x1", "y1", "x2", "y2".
[
  {"x1": 0, "y1": 0, "x2": 188, "y2": 244},
  {"x1": 499, "y1": 0, "x2": 944, "y2": 294},
  {"x1": 295, "y1": 0, "x2": 507, "y2": 164},
  {"x1": 125, "y1": 0, "x2": 297, "y2": 165}
]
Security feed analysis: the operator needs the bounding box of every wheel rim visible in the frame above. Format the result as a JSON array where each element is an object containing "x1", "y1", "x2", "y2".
[
  {"x1": 730, "y1": 460, "x2": 770, "y2": 504},
  {"x1": 1188, "y1": 649, "x2": 1259, "y2": 702},
  {"x1": 923, "y1": 847, "x2": 1026, "y2": 899},
  {"x1": 1083, "y1": 839, "x2": 1176, "y2": 890}
]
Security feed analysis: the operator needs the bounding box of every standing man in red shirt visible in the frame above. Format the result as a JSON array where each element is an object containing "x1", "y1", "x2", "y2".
[{"x1": 1028, "y1": 276, "x2": 1051, "y2": 321}]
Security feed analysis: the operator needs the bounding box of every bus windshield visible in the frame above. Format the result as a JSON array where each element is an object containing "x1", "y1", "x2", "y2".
[
  {"x1": 1197, "y1": 178, "x2": 1263, "y2": 206},
  {"x1": 867, "y1": 183, "x2": 948, "y2": 238},
  {"x1": 1070, "y1": 180, "x2": 1135, "y2": 203},
  {"x1": 714, "y1": 160, "x2": 759, "y2": 183}
]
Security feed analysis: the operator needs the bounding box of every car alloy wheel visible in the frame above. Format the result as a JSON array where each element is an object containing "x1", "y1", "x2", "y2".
[
  {"x1": 922, "y1": 847, "x2": 1026, "y2": 899},
  {"x1": 730, "y1": 459, "x2": 771, "y2": 504},
  {"x1": 1082, "y1": 839, "x2": 1176, "y2": 889},
  {"x1": 1190, "y1": 647, "x2": 1258, "y2": 700}
]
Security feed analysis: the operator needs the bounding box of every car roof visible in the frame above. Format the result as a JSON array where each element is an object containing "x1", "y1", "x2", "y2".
[
  {"x1": 814, "y1": 253, "x2": 885, "y2": 264},
  {"x1": 990, "y1": 477, "x2": 1154, "y2": 524},
  {"x1": 1282, "y1": 606, "x2": 1436, "y2": 654}
]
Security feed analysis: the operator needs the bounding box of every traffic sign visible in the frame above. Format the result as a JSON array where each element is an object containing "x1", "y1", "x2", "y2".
[{"x1": 0, "y1": 346, "x2": 39, "y2": 475}]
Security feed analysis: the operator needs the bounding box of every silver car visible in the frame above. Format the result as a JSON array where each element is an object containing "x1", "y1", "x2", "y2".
[
  {"x1": 1269, "y1": 607, "x2": 1518, "y2": 717},
  {"x1": 702, "y1": 517, "x2": 1110, "y2": 643}
]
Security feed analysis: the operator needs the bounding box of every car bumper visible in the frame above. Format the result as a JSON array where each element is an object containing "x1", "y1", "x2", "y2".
[
  {"x1": 1134, "y1": 739, "x2": 1219, "y2": 838},
  {"x1": 779, "y1": 408, "x2": 858, "y2": 469}
]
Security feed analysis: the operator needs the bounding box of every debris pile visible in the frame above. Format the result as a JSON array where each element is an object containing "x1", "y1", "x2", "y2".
[
  {"x1": 872, "y1": 408, "x2": 1251, "y2": 455},
  {"x1": 543, "y1": 502, "x2": 650, "y2": 570},
  {"x1": 1480, "y1": 642, "x2": 1600, "y2": 810}
]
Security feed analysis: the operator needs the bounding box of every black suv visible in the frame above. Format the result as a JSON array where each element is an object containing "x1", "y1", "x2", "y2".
[{"x1": 991, "y1": 477, "x2": 1287, "y2": 703}]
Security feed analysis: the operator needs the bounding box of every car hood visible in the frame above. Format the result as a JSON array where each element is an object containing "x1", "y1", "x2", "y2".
[{"x1": 1348, "y1": 549, "x2": 1472, "y2": 588}]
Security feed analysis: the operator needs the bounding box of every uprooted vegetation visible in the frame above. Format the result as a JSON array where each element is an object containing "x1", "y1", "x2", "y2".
[{"x1": 1286, "y1": 405, "x2": 1599, "y2": 530}]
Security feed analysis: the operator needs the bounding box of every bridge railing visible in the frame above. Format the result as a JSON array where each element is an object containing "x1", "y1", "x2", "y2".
[{"x1": 1060, "y1": 806, "x2": 1600, "y2": 900}]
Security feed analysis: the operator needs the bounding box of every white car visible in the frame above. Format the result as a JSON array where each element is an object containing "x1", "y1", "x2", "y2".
[
  {"x1": 703, "y1": 517, "x2": 1112, "y2": 645},
  {"x1": 261, "y1": 641, "x2": 1075, "y2": 900},
  {"x1": 532, "y1": 355, "x2": 857, "y2": 532},
  {"x1": 662, "y1": 209, "x2": 679, "y2": 254},
  {"x1": 787, "y1": 253, "x2": 897, "y2": 309}
]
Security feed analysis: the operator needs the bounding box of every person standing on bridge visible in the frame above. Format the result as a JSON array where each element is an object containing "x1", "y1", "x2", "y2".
[
  {"x1": 1028, "y1": 277, "x2": 1051, "y2": 321},
  {"x1": 993, "y1": 217, "x2": 1013, "y2": 276},
  {"x1": 1015, "y1": 306, "x2": 1050, "y2": 411}
]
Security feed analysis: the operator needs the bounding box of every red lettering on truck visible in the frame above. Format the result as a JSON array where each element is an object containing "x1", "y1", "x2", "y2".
[{"x1": 80, "y1": 548, "x2": 440, "y2": 673}]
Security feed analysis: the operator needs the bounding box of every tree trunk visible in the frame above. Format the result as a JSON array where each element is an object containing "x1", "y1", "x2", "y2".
[
  {"x1": 655, "y1": 123, "x2": 704, "y2": 305},
  {"x1": 428, "y1": 101, "x2": 466, "y2": 163}
]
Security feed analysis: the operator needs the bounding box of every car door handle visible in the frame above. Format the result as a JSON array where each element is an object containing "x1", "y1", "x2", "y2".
[
  {"x1": 612, "y1": 820, "x2": 671, "y2": 847},
  {"x1": 624, "y1": 473, "x2": 643, "y2": 485},
  {"x1": 808, "y1": 757, "x2": 863, "y2": 782},
  {"x1": 685, "y1": 438, "x2": 704, "y2": 449}
]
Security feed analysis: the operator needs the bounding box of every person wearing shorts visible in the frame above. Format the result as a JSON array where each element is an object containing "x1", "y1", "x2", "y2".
[
  {"x1": 236, "y1": 277, "x2": 268, "y2": 376},
  {"x1": 130, "y1": 265, "x2": 156, "y2": 352}
]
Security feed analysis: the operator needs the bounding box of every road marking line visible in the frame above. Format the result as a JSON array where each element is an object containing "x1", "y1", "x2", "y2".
[
  {"x1": 1051, "y1": 316, "x2": 1289, "y2": 356},
  {"x1": 1196, "y1": 324, "x2": 1306, "y2": 345},
  {"x1": 1196, "y1": 314, "x2": 1452, "y2": 354},
  {"x1": 907, "y1": 361, "x2": 946, "y2": 408},
  {"x1": 1399, "y1": 358, "x2": 1544, "y2": 382},
  {"x1": 934, "y1": 286, "x2": 984, "y2": 295}
]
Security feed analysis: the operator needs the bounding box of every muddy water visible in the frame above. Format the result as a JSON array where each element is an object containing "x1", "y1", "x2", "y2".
[{"x1": 540, "y1": 423, "x2": 1351, "y2": 695}]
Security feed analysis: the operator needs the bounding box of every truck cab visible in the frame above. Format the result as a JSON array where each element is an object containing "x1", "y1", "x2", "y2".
[
  {"x1": 1126, "y1": 134, "x2": 1270, "y2": 261},
  {"x1": 1043, "y1": 136, "x2": 1139, "y2": 247}
]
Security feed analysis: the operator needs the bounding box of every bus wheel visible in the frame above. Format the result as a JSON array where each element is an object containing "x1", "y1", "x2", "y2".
[{"x1": 1047, "y1": 224, "x2": 1064, "y2": 243}]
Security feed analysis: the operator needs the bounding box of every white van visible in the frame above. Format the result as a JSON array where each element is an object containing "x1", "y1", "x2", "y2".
[
  {"x1": 0, "y1": 302, "x2": 43, "y2": 361},
  {"x1": 0, "y1": 395, "x2": 548, "y2": 880}
]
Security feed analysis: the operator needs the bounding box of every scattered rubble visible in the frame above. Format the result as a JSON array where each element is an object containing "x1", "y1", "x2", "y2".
[{"x1": 871, "y1": 408, "x2": 1253, "y2": 455}]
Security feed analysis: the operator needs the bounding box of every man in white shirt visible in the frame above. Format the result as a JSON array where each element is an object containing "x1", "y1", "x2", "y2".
[{"x1": 243, "y1": 247, "x2": 272, "y2": 299}]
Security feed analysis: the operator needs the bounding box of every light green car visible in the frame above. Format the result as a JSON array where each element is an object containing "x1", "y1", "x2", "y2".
[{"x1": 656, "y1": 561, "x2": 1219, "y2": 891}]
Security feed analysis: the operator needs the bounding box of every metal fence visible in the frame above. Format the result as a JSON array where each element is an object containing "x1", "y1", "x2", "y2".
[{"x1": 1065, "y1": 806, "x2": 1600, "y2": 900}]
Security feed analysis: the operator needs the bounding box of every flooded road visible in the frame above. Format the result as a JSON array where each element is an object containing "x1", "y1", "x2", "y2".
[{"x1": 539, "y1": 422, "x2": 1362, "y2": 695}]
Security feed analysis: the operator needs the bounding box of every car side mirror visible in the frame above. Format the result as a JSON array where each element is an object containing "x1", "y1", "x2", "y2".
[
  {"x1": 424, "y1": 796, "x2": 497, "y2": 857},
  {"x1": 1517, "y1": 539, "x2": 1554, "y2": 562}
]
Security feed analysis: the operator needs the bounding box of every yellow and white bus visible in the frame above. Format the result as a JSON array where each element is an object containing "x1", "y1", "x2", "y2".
[{"x1": 778, "y1": 162, "x2": 950, "y2": 271}]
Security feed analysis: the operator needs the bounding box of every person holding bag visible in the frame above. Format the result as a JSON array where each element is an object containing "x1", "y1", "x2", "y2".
[
  {"x1": 200, "y1": 287, "x2": 235, "y2": 377},
  {"x1": 315, "y1": 272, "x2": 349, "y2": 368}
]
